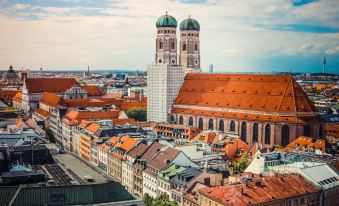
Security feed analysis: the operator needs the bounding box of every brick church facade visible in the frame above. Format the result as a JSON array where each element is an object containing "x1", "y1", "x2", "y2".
[{"x1": 170, "y1": 73, "x2": 323, "y2": 146}]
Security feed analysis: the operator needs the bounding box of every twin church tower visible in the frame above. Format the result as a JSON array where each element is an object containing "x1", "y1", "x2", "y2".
[
  {"x1": 154, "y1": 12, "x2": 201, "y2": 73},
  {"x1": 147, "y1": 13, "x2": 202, "y2": 122}
]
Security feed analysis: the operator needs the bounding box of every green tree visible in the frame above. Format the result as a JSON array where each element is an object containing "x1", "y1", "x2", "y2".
[
  {"x1": 126, "y1": 108, "x2": 147, "y2": 121},
  {"x1": 143, "y1": 193, "x2": 154, "y2": 206},
  {"x1": 143, "y1": 193, "x2": 178, "y2": 206},
  {"x1": 232, "y1": 153, "x2": 250, "y2": 174}
]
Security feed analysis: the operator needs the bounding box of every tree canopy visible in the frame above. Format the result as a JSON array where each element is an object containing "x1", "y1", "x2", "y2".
[
  {"x1": 126, "y1": 108, "x2": 147, "y2": 121},
  {"x1": 231, "y1": 153, "x2": 250, "y2": 174},
  {"x1": 143, "y1": 193, "x2": 178, "y2": 206}
]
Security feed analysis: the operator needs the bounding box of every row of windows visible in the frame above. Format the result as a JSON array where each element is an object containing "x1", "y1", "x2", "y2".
[{"x1": 158, "y1": 30, "x2": 176, "y2": 34}]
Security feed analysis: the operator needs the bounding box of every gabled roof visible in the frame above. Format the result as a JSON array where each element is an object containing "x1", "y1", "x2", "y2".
[
  {"x1": 63, "y1": 109, "x2": 124, "y2": 126},
  {"x1": 12, "y1": 92, "x2": 22, "y2": 101},
  {"x1": 148, "y1": 147, "x2": 180, "y2": 170},
  {"x1": 82, "y1": 85, "x2": 102, "y2": 96},
  {"x1": 34, "y1": 108, "x2": 50, "y2": 118},
  {"x1": 126, "y1": 143, "x2": 148, "y2": 158},
  {"x1": 40, "y1": 92, "x2": 65, "y2": 107},
  {"x1": 139, "y1": 141, "x2": 164, "y2": 162},
  {"x1": 25, "y1": 78, "x2": 79, "y2": 93},
  {"x1": 198, "y1": 174, "x2": 318, "y2": 206},
  {"x1": 173, "y1": 74, "x2": 318, "y2": 115}
]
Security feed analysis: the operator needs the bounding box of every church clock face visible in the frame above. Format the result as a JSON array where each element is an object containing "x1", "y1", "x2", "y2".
[{"x1": 194, "y1": 59, "x2": 199, "y2": 65}]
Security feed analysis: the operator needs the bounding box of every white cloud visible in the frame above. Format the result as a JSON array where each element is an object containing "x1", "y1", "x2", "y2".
[{"x1": 0, "y1": 0, "x2": 338, "y2": 72}]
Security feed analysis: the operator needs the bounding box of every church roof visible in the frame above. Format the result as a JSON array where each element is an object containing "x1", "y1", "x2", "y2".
[
  {"x1": 173, "y1": 74, "x2": 318, "y2": 116},
  {"x1": 40, "y1": 92, "x2": 65, "y2": 107},
  {"x1": 25, "y1": 78, "x2": 79, "y2": 93}
]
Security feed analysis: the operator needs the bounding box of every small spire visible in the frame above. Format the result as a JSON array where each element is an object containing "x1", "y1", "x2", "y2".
[
  {"x1": 189, "y1": 15, "x2": 191, "y2": 19},
  {"x1": 166, "y1": 11, "x2": 168, "y2": 15}
]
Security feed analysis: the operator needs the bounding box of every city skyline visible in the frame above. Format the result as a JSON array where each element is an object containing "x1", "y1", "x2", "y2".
[{"x1": 0, "y1": 0, "x2": 339, "y2": 73}]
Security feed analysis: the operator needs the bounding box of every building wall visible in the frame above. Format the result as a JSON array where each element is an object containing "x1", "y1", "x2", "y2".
[
  {"x1": 142, "y1": 169, "x2": 158, "y2": 198},
  {"x1": 147, "y1": 64, "x2": 185, "y2": 123},
  {"x1": 172, "y1": 113, "x2": 321, "y2": 146}
]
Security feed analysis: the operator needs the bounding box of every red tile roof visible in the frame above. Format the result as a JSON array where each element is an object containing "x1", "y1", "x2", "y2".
[
  {"x1": 284, "y1": 136, "x2": 326, "y2": 152},
  {"x1": 25, "y1": 78, "x2": 79, "y2": 93},
  {"x1": 82, "y1": 85, "x2": 102, "y2": 96},
  {"x1": 12, "y1": 92, "x2": 22, "y2": 102},
  {"x1": 173, "y1": 74, "x2": 318, "y2": 116},
  {"x1": 34, "y1": 108, "x2": 50, "y2": 117},
  {"x1": 148, "y1": 147, "x2": 180, "y2": 170},
  {"x1": 40, "y1": 92, "x2": 65, "y2": 107},
  {"x1": 63, "y1": 109, "x2": 124, "y2": 126},
  {"x1": 199, "y1": 174, "x2": 318, "y2": 206},
  {"x1": 127, "y1": 143, "x2": 148, "y2": 158}
]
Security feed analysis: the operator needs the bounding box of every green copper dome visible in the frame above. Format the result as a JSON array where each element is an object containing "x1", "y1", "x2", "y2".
[
  {"x1": 156, "y1": 13, "x2": 177, "y2": 28},
  {"x1": 180, "y1": 17, "x2": 200, "y2": 31}
]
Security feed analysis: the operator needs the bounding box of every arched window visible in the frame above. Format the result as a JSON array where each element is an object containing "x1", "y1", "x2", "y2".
[
  {"x1": 319, "y1": 125, "x2": 323, "y2": 138},
  {"x1": 198, "y1": 118, "x2": 203, "y2": 130},
  {"x1": 171, "y1": 42, "x2": 175, "y2": 50},
  {"x1": 182, "y1": 42, "x2": 186, "y2": 51},
  {"x1": 219, "y1": 120, "x2": 224, "y2": 132},
  {"x1": 170, "y1": 115, "x2": 174, "y2": 123},
  {"x1": 188, "y1": 117, "x2": 193, "y2": 127},
  {"x1": 179, "y1": 116, "x2": 183, "y2": 125},
  {"x1": 208, "y1": 119, "x2": 214, "y2": 130},
  {"x1": 230, "y1": 120, "x2": 235, "y2": 132},
  {"x1": 253, "y1": 123, "x2": 258, "y2": 143},
  {"x1": 281, "y1": 125, "x2": 289, "y2": 146},
  {"x1": 159, "y1": 40, "x2": 163, "y2": 49},
  {"x1": 241, "y1": 122, "x2": 247, "y2": 142},
  {"x1": 303, "y1": 125, "x2": 311, "y2": 137},
  {"x1": 264, "y1": 124, "x2": 271, "y2": 145},
  {"x1": 194, "y1": 44, "x2": 198, "y2": 51}
]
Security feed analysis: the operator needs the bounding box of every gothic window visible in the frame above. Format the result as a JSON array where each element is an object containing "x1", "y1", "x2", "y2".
[
  {"x1": 171, "y1": 42, "x2": 175, "y2": 50},
  {"x1": 253, "y1": 123, "x2": 258, "y2": 143},
  {"x1": 170, "y1": 115, "x2": 175, "y2": 123},
  {"x1": 230, "y1": 120, "x2": 235, "y2": 132},
  {"x1": 179, "y1": 116, "x2": 183, "y2": 125},
  {"x1": 241, "y1": 122, "x2": 247, "y2": 142},
  {"x1": 183, "y1": 42, "x2": 187, "y2": 51},
  {"x1": 208, "y1": 119, "x2": 214, "y2": 130},
  {"x1": 198, "y1": 118, "x2": 203, "y2": 130},
  {"x1": 195, "y1": 44, "x2": 198, "y2": 51},
  {"x1": 188, "y1": 117, "x2": 193, "y2": 126},
  {"x1": 219, "y1": 120, "x2": 224, "y2": 132},
  {"x1": 159, "y1": 40, "x2": 163, "y2": 49},
  {"x1": 281, "y1": 125, "x2": 289, "y2": 146},
  {"x1": 303, "y1": 125, "x2": 311, "y2": 137},
  {"x1": 264, "y1": 124, "x2": 271, "y2": 145}
]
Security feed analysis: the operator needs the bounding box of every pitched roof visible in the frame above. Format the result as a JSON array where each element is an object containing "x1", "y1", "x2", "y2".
[
  {"x1": 63, "y1": 109, "x2": 124, "y2": 126},
  {"x1": 25, "y1": 78, "x2": 79, "y2": 93},
  {"x1": 198, "y1": 174, "x2": 318, "y2": 206},
  {"x1": 127, "y1": 143, "x2": 149, "y2": 158},
  {"x1": 139, "y1": 141, "x2": 164, "y2": 162},
  {"x1": 173, "y1": 74, "x2": 318, "y2": 115},
  {"x1": 64, "y1": 98, "x2": 109, "y2": 108},
  {"x1": 12, "y1": 92, "x2": 22, "y2": 102},
  {"x1": 82, "y1": 85, "x2": 102, "y2": 96},
  {"x1": 284, "y1": 136, "x2": 326, "y2": 152},
  {"x1": 40, "y1": 92, "x2": 65, "y2": 107},
  {"x1": 34, "y1": 108, "x2": 50, "y2": 118},
  {"x1": 148, "y1": 147, "x2": 180, "y2": 170}
]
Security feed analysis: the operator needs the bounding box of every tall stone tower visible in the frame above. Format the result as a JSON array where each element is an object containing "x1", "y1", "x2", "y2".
[
  {"x1": 179, "y1": 17, "x2": 201, "y2": 73},
  {"x1": 155, "y1": 12, "x2": 178, "y2": 65},
  {"x1": 148, "y1": 13, "x2": 185, "y2": 123}
]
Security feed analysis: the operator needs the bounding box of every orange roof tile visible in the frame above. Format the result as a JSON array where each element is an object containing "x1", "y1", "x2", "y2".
[
  {"x1": 199, "y1": 174, "x2": 318, "y2": 206},
  {"x1": 40, "y1": 92, "x2": 65, "y2": 107},
  {"x1": 173, "y1": 74, "x2": 318, "y2": 116},
  {"x1": 12, "y1": 92, "x2": 22, "y2": 102},
  {"x1": 285, "y1": 136, "x2": 327, "y2": 152},
  {"x1": 34, "y1": 108, "x2": 50, "y2": 117},
  {"x1": 25, "y1": 78, "x2": 79, "y2": 93},
  {"x1": 85, "y1": 122, "x2": 101, "y2": 133},
  {"x1": 82, "y1": 85, "x2": 102, "y2": 96},
  {"x1": 63, "y1": 109, "x2": 124, "y2": 126},
  {"x1": 112, "y1": 118, "x2": 137, "y2": 126}
]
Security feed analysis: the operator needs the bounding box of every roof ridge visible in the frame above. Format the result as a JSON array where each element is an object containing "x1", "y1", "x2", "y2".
[{"x1": 276, "y1": 75, "x2": 293, "y2": 114}]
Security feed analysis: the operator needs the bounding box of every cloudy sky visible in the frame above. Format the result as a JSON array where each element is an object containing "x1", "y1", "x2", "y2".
[{"x1": 0, "y1": 0, "x2": 338, "y2": 73}]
